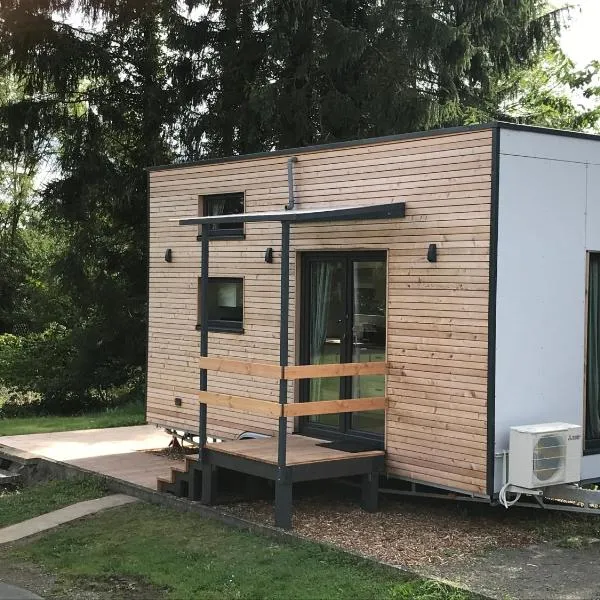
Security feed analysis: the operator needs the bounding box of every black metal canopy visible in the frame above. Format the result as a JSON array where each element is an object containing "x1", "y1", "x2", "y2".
[{"x1": 177, "y1": 201, "x2": 405, "y2": 226}]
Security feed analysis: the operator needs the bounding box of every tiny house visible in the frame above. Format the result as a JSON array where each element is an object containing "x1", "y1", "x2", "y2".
[{"x1": 147, "y1": 122, "x2": 600, "y2": 525}]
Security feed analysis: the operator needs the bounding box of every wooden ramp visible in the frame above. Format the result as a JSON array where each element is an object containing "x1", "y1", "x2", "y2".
[{"x1": 158, "y1": 435, "x2": 385, "y2": 528}]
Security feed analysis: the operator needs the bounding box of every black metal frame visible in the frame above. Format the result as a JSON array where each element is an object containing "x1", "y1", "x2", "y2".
[
  {"x1": 195, "y1": 276, "x2": 244, "y2": 333},
  {"x1": 197, "y1": 192, "x2": 245, "y2": 241},
  {"x1": 180, "y1": 202, "x2": 406, "y2": 226},
  {"x1": 180, "y1": 197, "x2": 405, "y2": 528},
  {"x1": 486, "y1": 123, "x2": 500, "y2": 500},
  {"x1": 584, "y1": 252, "x2": 600, "y2": 455},
  {"x1": 299, "y1": 250, "x2": 386, "y2": 446},
  {"x1": 202, "y1": 448, "x2": 385, "y2": 483}
]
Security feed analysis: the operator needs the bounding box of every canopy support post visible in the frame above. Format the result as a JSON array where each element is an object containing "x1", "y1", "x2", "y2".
[
  {"x1": 191, "y1": 223, "x2": 210, "y2": 501},
  {"x1": 275, "y1": 220, "x2": 292, "y2": 529}
]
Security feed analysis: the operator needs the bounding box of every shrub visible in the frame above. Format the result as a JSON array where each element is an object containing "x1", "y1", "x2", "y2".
[{"x1": 0, "y1": 325, "x2": 145, "y2": 416}]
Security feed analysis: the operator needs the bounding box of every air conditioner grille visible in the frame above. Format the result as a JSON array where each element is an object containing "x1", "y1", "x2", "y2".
[{"x1": 532, "y1": 434, "x2": 566, "y2": 482}]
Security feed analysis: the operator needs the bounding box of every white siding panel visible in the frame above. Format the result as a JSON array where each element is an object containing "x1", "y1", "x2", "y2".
[{"x1": 495, "y1": 131, "x2": 591, "y2": 493}]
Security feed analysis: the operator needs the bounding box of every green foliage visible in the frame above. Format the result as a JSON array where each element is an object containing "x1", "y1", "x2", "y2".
[
  {"x1": 177, "y1": 0, "x2": 563, "y2": 155},
  {"x1": 504, "y1": 45, "x2": 600, "y2": 130},
  {"x1": 0, "y1": 326, "x2": 144, "y2": 414},
  {"x1": 464, "y1": 44, "x2": 600, "y2": 130},
  {"x1": 0, "y1": 0, "x2": 572, "y2": 417},
  {"x1": 0, "y1": 477, "x2": 107, "y2": 528},
  {"x1": 387, "y1": 579, "x2": 473, "y2": 600},
  {"x1": 0, "y1": 401, "x2": 144, "y2": 435},
  {"x1": 7, "y1": 500, "x2": 476, "y2": 600}
]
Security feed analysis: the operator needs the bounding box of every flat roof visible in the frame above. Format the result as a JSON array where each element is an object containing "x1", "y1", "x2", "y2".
[
  {"x1": 148, "y1": 121, "x2": 600, "y2": 173},
  {"x1": 177, "y1": 202, "x2": 406, "y2": 226}
]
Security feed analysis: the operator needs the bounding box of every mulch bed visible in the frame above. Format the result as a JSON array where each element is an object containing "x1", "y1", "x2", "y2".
[{"x1": 219, "y1": 484, "x2": 550, "y2": 568}]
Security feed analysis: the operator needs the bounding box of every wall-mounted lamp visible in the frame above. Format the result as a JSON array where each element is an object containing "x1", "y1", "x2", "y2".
[
  {"x1": 427, "y1": 243, "x2": 437, "y2": 263},
  {"x1": 164, "y1": 248, "x2": 173, "y2": 263},
  {"x1": 264, "y1": 247, "x2": 274, "y2": 263},
  {"x1": 174, "y1": 396, "x2": 182, "y2": 407}
]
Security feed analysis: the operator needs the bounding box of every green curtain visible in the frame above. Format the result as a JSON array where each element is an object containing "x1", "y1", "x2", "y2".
[{"x1": 587, "y1": 255, "x2": 600, "y2": 441}]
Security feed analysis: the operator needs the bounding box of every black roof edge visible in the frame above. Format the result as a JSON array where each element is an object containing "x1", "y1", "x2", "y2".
[
  {"x1": 146, "y1": 121, "x2": 600, "y2": 173},
  {"x1": 495, "y1": 121, "x2": 600, "y2": 143},
  {"x1": 146, "y1": 122, "x2": 499, "y2": 172}
]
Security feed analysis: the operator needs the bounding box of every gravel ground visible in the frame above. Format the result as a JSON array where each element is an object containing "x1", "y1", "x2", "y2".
[{"x1": 219, "y1": 483, "x2": 571, "y2": 569}]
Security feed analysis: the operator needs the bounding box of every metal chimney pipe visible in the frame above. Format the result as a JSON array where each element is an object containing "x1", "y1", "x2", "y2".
[{"x1": 286, "y1": 156, "x2": 298, "y2": 210}]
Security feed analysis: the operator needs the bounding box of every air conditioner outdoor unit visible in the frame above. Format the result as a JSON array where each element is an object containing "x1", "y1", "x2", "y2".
[{"x1": 509, "y1": 423, "x2": 582, "y2": 489}]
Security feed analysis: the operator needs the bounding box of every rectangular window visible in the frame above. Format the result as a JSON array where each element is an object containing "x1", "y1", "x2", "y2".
[
  {"x1": 198, "y1": 192, "x2": 244, "y2": 239},
  {"x1": 586, "y1": 253, "x2": 600, "y2": 452},
  {"x1": 198, "y1": 277, "x2": 244, "y2": 333}
]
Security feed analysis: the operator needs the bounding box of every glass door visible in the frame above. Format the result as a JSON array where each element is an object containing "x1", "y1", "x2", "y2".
[
  {"x1": 349, "y1": 259, "x2": 386, "y2": 436},
  {"x1": 299, "y1": 251, "x2": 386, "y2": 443}
]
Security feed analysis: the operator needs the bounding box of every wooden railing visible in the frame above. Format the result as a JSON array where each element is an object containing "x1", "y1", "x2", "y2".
[
  {"x1": 177, "y1": 356, "x2": 389, "y2": 418},
  {"x1": 198, "y1": 356, "x2": 388, "y2": 380}
]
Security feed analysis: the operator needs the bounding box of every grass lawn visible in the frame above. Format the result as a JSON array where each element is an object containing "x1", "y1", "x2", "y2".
[
  {"x1": 1, "y1": 480, "x2": 474, "y2": 600},
  {"x1": 0, "y1": 477, "x2": 107, "y2": 528},
  {"x1": 0, "y1": 402, "x2": 145, "y2": 436}
]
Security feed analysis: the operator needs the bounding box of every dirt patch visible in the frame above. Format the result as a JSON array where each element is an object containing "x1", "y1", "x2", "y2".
[
  {"x1": 427, "y1": 540, "x2": 600, "y2": 599},
  {"x1": 47, "y1": 575, "x2": 167, "y2": 600},
  {"x1": 0, "y1": 551, "x2": 167, "y2": 600},
  {"x1": 147, "y1": 445, "x2": 197, "y2": 461},
  {"x1": 0, "y1": 558, "x2": 55, "y2": 598}
]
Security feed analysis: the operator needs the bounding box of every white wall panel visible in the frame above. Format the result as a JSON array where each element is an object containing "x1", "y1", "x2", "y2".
[{"x1": 495, "y1": 129, "x2": 591, "y2": 492}]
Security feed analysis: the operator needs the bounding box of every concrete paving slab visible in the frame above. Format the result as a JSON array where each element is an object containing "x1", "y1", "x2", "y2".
[
  {"x1": 0, "y1": 494, "x2": 138, "y2": 545},
  {"x1": 0, "y1": 582, "x2": 42, "y2": 600},
  {"x1": 0, "y1": 425, "x2": 171, "y2": 462}
]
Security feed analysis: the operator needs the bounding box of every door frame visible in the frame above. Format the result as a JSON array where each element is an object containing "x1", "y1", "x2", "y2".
[{"x1": 298, "y1": 250, "x2": 387, "y2": 445}]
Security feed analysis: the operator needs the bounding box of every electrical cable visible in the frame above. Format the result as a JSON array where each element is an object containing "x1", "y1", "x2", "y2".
[{"x1": 499, "y1": 481, "x2": 522, "y2": 508}]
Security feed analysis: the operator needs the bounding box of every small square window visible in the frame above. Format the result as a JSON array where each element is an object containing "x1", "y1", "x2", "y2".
[
  {"x1": 198, "y1": 192, "x2": 244, "y2": 240},
  {"x1": 198, "y1": 277, "x2": 244, "y2": 333}
]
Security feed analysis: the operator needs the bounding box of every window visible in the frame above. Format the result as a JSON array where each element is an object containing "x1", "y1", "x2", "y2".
[
  {"x1": 198, "y1": 277, "x2": 244, "y2": 333},
  {"x1": 587, "y1": 253, "x2": 600, "y2": 452},
  {"x1": 198, "y1": 192, "x2": 244, "y2": 239}
]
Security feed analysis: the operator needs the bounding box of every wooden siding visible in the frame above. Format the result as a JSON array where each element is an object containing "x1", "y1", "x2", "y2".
[{"x1": 147, "y1": 128, "x2": 493, "y2": 495}]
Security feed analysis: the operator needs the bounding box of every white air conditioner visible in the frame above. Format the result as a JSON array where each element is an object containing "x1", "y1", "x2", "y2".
[{"x1": 508, "y1": 423, "x2": 582, "y2": 489}]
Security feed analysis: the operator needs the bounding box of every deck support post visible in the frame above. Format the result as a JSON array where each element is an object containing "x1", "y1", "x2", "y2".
[
  {"x1": 194, "y1": 223, "x2": 210, "y2": 502},
  {"x1": 360, "y1": 472, "x2": 379, "y2": 512},
  {"x1": 275, "y1": 467, "x2": 293, "y2": 530},
  {"x1": 189, "y1": 465, "x2": 202, "y2": 501},
  {"x1": 201, "y1": 463, "x2": 218, "y2": 505}
]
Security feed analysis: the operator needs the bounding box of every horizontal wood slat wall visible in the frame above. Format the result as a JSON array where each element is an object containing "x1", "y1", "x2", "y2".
[{"x1": 148, "y1": 127, "x2": 493, "y2": 495}]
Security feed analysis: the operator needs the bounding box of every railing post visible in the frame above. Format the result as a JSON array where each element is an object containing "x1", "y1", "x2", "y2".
[{"x1": 275, "y1": 219, "x2": 292, "y2": 529}]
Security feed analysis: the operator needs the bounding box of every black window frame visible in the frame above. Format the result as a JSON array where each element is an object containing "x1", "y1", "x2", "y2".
[
  {"x1": 585, "y1": 252, "x2": 600, "y2": 454},
  {"x1": 197, "y1": 277, "x2": 244, "y2": 334},
  {"x1": 298, "y1": 250, "x2": 387, "y2": 447},
  {"x1": 196, "y1": 192, "x2": 245, "y2": 241}
]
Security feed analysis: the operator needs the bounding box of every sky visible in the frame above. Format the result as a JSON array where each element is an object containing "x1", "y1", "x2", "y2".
[{"x1": 560, "y1": 0, "x2": 600, "y2": 67}]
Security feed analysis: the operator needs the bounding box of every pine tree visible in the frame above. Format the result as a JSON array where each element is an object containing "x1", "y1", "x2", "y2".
[
  {"x1": 0, "y1": 0, "x2": 177, "y2": 409},
  {"x1": 253, "y1": 0, "x2": 563, "y2": 147}
]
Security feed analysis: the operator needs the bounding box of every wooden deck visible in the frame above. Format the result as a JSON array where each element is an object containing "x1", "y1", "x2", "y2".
[
  {"x1": 212, "y1": 435, "x2": 384, "y2": 465},
  {"x1": 158, "y1": 433, "x2": 385, "y2": 529},
  {"x1": 1, "y1": 425, "x2": 177, "y2": 490}
]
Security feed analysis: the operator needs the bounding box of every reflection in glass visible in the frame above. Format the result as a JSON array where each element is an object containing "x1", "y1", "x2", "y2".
[
  {"x1": 351, "y1": 261, "x2": 386, "y2": 434},
  {"x1": 308, "y1": 260, "x2": 344, "y2": 427}
]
